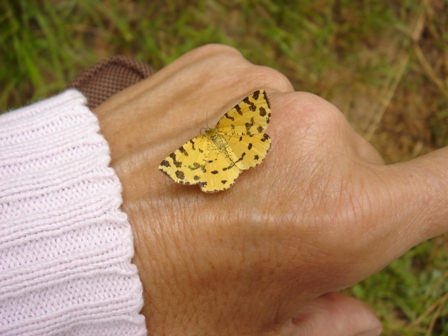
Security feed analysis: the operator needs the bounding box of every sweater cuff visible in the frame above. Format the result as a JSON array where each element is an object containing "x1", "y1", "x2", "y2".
[{"x1": 0, "y1": 90, "x2": 147, "y2": 335}]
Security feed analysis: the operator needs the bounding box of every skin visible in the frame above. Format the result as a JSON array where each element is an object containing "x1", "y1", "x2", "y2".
[{"x1": 94, "y1": 44, "x2": 448, "y2": 336}]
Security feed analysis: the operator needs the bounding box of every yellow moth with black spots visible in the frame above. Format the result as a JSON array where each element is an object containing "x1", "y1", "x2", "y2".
[{"x1": 159, "y1": 89, "x2": 272, "y2": 193}]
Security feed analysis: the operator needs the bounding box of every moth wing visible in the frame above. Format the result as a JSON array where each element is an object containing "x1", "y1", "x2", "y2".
[
  {"x1": 216, "y1": 89, "x2": 271, "y2": 135},
  {"x1": 158, "y1": 135, "x2": 209, "y2": 186},
  {"x1": 224, "y1": 133, "x2": 271, "y2": 170},
  {"x1": 198, "y1": 141, "x2": 241, "y2": 193}
]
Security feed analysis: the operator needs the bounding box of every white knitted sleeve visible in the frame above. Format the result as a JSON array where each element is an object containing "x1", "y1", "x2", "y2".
[{"x1": 0, "y1": 90, "x2": 147, "y2": 336}]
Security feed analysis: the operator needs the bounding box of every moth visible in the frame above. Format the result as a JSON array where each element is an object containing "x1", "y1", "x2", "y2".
[{"x1": 159, "y1": 90, "x2": 271, "y2": 193}]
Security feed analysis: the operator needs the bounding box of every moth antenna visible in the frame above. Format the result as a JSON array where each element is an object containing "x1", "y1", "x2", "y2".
[
  {"x1": 200, "y1": 110, "x2": 211, "y2": 135},
  {"x1": 184, "y1": 125, "x2": 202, "y2": 131}
]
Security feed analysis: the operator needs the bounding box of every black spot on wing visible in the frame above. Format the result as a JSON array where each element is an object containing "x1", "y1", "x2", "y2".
[
  {"x1": 257, "y1": 126, "x2": 263, "y2": 133},
  {"x1": 253, "y1": 90, "x2": 260, "y2": 100},
  {"x1": 189, "y1": 139, "x2": 196, "y2": 150},
  {"x1": 248, "y1": 143, "x2": 253, "y2": 150},
  {"x1": 234, "y1": 152, "x2": 246, "y2": 164},
  {"x1": 224, "y1": 112, "x2": 235, "y2": 121},
  {"x1": 211, "y1": 170, "x2": 218, "y2": 175},
  {"x1": 201, "y1": 177, "x2": 237, "y2": 193},
  {"x1": 254, "y1": 155, "x2": 260, "y2": 161},
  {"x1": 263, "y1": 90, "x2": 271, "y2": 108},
  {"x1": 170, "y1": 153, "x2": 182, "y2": 168},
  {"x1": 245, "y1": 117, "x2": 255, "y2": 132},
  {"x1": 179, "y1": 146, "x2": 188, "y2": 156},
  {"x1": 194, "y1": 175, "x2": 200, "y2": 180},
  {"x1": 259, "y1": 107, "x2": 266, "y2": 117},
  {"x1": 235, "y1": 104, "x2": 243, "y2": 115},
  {"x1": 261, "y1": 133, "x2": 270, "y2": 142},
  {"x1": 243, "y1": 97, "x2": 256, "y2": 111},
  {"x1": 160, "y1": 160, "x2": 170, "y2": 168},
  {"x1": 175, "y1": 170, "x2": 185, "y2": 180},
  {"x1": 222, "y1": 162, "x2": 235, "y2": 171},
  {"x1": 188, "y1": 162, "x2": 201, "y2": 171}
]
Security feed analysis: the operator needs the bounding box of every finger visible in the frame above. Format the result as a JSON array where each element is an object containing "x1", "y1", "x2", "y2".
[
  {"x1": 351, "y1": 133, "x2": 384, "y2": 165},
  {"x1": 384, "y1": 146, "x2": 448, "y2": 244},
  {"x1": 276, "y1": 293, "x2": 382, "y2": 336},
  {"x1": 344, "y1": 146, "x2": 448, "y2": 281}
]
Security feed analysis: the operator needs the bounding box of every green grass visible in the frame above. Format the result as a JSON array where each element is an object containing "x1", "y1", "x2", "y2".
[
  {"x1": 347, "y1": 237, "x2": 448, "y2": 335},
  {"x1": 1, "y1": 1, "x2": 447, "y2": 334},
  {"x1": 0, "y1": 0, "x2": 412, "y2": 110}
]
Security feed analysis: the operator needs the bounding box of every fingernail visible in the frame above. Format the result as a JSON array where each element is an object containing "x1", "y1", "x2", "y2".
[{"x1": 357, "y1": 327, "x2": 383, "y2": 336}]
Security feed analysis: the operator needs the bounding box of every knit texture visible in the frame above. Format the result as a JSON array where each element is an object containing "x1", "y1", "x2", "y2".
[{"x1": 0, "y1": 90, "x2": 147, "y2": 336}]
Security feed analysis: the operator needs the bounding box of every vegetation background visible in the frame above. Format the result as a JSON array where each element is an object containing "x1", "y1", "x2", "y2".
[{"x1": 1, "y1": 0, "x2": 447, "y2": 334}]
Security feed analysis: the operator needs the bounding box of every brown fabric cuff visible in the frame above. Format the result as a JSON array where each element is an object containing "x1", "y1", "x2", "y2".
[{"x1": 67, "y1": 55, "x2": 155, "y2": 109}]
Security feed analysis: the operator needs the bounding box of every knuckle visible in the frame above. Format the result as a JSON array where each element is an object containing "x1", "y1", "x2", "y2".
[
  {"x1": 251, "y1": 65, "x2": 294, "y2": 92},
  {"x1": 288, "y1": 92, "x2": 346, "y2": 132},
  {"x1": 192, "y1": 43, "x2": 243, "y2": 58},
  {"x1": 188, "y1": 46, "x2": 294, "y2": 93}
]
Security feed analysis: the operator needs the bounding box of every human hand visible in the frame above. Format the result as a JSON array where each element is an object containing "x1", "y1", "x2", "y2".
[{"x1": 94, "y1": 44, "x2": 448, "y2": 336}]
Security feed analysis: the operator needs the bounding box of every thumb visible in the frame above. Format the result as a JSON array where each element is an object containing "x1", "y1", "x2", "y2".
[
  {"x1": 387, "y1": 147, "x2": 448, "y2": 242},
  {"x1": 277, "y1": 293, "x2": 382, "y2": 336}
]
